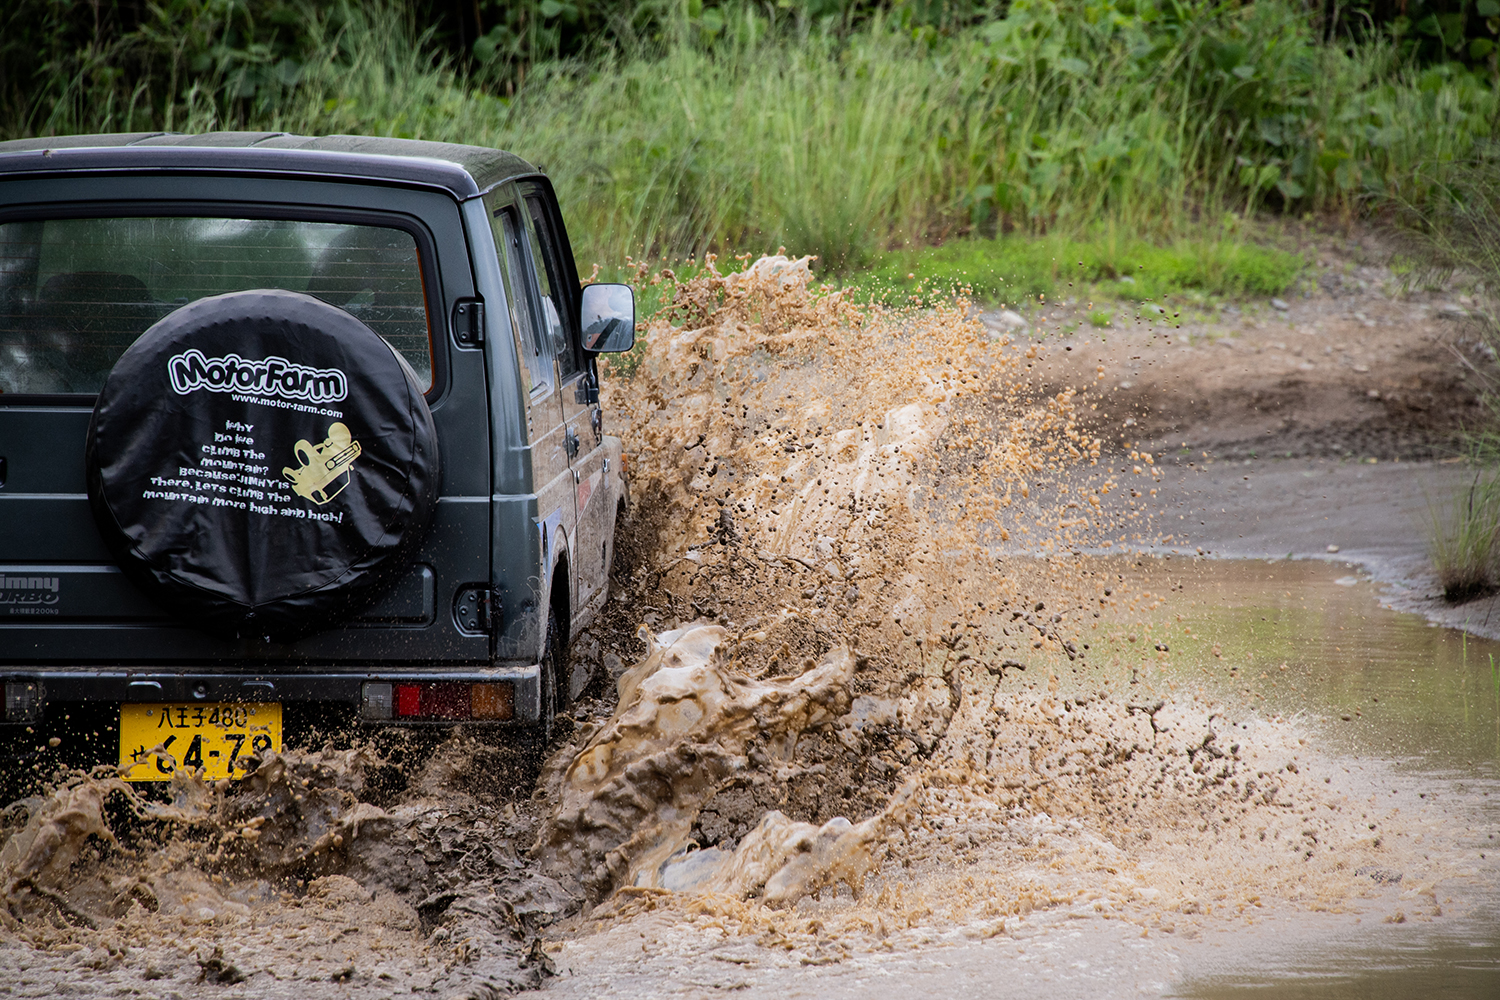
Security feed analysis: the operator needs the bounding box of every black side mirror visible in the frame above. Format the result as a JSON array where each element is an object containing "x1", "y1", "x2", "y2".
[{"x1": 580, "y1": 283, "x2": 635, "y2": 353}]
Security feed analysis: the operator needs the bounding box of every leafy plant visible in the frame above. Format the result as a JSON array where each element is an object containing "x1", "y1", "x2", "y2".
[
  {"x1": 0, "y1": 0, "x2": 370, "y2": 136},
  {"x1": 6, "y1": 1, "x2": 1500, "y2": 278}
]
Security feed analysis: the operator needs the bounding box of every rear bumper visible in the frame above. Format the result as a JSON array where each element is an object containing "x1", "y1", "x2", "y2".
[{"x1": 0, "y1": 665, "x2": 542, "y2": 723}]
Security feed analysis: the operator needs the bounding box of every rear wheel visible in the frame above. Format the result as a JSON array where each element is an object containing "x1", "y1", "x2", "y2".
[{"x1": 522, "y1": 606, "x2": 566, "y2": 772}]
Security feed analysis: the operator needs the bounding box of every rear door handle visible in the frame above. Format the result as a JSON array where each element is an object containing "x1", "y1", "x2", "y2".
[{"x1": 564, "y1": 427, "x2": 579, "y2": 459}]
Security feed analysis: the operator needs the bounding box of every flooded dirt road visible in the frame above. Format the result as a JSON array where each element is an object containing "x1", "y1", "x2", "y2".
[
  {"x1": 529, "y1": 557, "x2": 1499, "y2": 1000},
  {"x1": 2, "y1": 246, "x2": 1498, "y2": 997}
]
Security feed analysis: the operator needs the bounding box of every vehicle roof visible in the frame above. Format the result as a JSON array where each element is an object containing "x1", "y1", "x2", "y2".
[{"x1": 0, "y1": 132, "x2": 538, "y2": 199}]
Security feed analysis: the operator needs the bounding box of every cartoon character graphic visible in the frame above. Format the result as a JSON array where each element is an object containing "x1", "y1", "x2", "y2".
[{"x1": 283, "y1": 421, "x2": 362, "y2": 504}]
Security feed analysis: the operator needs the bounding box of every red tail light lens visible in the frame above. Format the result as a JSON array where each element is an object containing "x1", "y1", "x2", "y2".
[
  {"x1": 393, "y1": 682, "x2": 467, "y2": 719},
  {"x1": 394, "y1": 683, "x2": 422, "y2": 717},
  {"x1": 422, "y1": 683, "x2": 470, "y2": 719},
  {"x1": 387, "y1": 682, "x2": 510, "y2": 720}
]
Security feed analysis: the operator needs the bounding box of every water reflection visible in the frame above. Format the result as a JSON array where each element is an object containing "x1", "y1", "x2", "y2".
[
  {"x1": 1084, "y1": 556, "x2": 1500, "y2": 999},
  {"x1": 1081, "y1": 556, "x2": 1500, "y2": 773},
  {"x1": 1175, "y1": 917, "x2": 1500, "y2": 999}
]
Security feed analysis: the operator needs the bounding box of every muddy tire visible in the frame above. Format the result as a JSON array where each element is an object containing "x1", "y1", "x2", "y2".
[
  {"x1": 526, "y1": 607, "x2": 566, "y2": 758},
  {"x1": 84, "y1": 289, "x2": 439, "y2": 641}
]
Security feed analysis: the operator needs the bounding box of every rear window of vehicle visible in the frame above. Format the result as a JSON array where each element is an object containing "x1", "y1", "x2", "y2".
[{"x1": 0, "y1": 216, "x2": 432, "y2": 395}]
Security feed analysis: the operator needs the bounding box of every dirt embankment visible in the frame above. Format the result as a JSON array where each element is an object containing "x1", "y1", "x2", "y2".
[
  {"x1": 993, "y1": 226, "x2": 1500, "y2": 634},
  {"x1": 1005, "y1": 227, "x2": 1491, "y2": 463}
]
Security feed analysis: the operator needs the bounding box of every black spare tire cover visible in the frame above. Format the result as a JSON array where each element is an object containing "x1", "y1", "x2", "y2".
[{"x1": 85, "y1": 289, "x2": 440, "y2": 640}]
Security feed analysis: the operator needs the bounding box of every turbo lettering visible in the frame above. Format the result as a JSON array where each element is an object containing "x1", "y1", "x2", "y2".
[
  {"x1": 0, "y1": 576, "x2": 60, "y2": 606},
  {"x1": 167, "y1": 350, "x2": 348, "y2": 403}
]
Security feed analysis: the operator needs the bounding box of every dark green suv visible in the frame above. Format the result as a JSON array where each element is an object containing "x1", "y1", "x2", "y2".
[{"x1": 0, "y1": 132, "x2": 635, "y2": 780}]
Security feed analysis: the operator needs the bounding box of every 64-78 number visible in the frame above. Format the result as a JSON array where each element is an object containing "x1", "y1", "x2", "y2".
[{"x1": 161, "y1": 730, "x2": 274, "y2": 774}]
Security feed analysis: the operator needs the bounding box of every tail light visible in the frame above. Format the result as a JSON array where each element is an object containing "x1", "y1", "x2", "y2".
[
  {"x1": 4, "y1": 681, "x2": 39, "y2": 723},
  {"x1": 360, "y1": 681, "x2": 513, "y2": 722},
  {"x1": 471, "y1": 683, "x2": 514, "y2": 720}
]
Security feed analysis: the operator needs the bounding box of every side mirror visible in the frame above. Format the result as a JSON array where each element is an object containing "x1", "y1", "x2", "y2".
[{"x1": 580, "y1": 282, "x2": 636, "y2": 353}]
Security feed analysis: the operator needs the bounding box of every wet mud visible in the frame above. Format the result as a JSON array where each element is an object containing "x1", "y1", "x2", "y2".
[
  {"x1": 0, "y1": 253, "x2": 1488, "y2": 997},
  {"x1": 0, "y1": 743, "x2": 575, "y2": 996}
]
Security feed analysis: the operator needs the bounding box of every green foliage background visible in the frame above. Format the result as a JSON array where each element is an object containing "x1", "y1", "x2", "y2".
[{"x1": 4, "y1": 1, "x2": 1500, "y2": 275}]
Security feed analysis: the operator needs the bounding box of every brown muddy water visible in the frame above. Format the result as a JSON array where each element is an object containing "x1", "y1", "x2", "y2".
[
  {"x1": 522, "y1": 556, "x2": 1500, "y2": 1000},
  {"x1": 1, "y1": 258, "x2": 1497, "y2": 997},
  {"x1": 1073, "y1": 556, "x2": 1500, "y2": 999},
  {"x1": 1116, "y1": 557, "x2": 1500, "y2": 773}
]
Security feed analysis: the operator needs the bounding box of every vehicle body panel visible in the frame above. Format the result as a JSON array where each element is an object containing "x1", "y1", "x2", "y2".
[{"x1": 0, "y1": 133, "x2": 628, "y2": 726}]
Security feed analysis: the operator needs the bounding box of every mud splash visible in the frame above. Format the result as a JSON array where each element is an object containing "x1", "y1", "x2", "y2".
[
  {"x1": 609, "y1": 254, "x2": 1108, "y2": 572},
  {"x1": 535, "y1": 255, "x2": 1428, "y2": 953},
  {"x1": 0, "y1": 749, "x2": 571, "y2": 995},
  {"x1": 533, "y1": 622, "x2": 866, "y2": 901},
  {"x1": 533, "y1": 254, "x2": 1107, "y2": 912}
]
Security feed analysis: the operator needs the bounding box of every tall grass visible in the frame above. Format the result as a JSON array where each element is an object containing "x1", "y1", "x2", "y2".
[
  {"x1": 469, "y1": 1, "x2": 1500, "y2": 269},
  {"x1": 7, "y1": 1, "x2": 1500, "y2": 275},
  {"x1": 1393, "y1": 146, "x2": 1500, "y2": 599},
  {"x1": 1428, "y1": 471, "x2": 1500, "y2": 602}
]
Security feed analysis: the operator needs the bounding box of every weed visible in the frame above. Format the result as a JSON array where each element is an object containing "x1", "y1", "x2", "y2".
[
  {"x1": 1427, "y1": 469, "x2": 1500, "y2": 603},
  {"x1": 1393, "y1": 144, "x2": 1500, "y2": 588},
  {"x1": 1088, "y1": 310, "x2": 1113, "y2": 328}
]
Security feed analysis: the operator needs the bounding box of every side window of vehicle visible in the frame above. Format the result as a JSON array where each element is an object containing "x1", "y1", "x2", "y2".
[
  {"x1": 490, "y1": 204, "x2": 553, "y2": 395},
  {"x1": 519, "y1": 192, "x2": 582, "y2": 382}
]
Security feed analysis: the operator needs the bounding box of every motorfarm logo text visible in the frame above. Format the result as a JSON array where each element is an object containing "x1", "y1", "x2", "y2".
[{"x1": 167, "y1": 350, "x2": 348, "y2": 404}]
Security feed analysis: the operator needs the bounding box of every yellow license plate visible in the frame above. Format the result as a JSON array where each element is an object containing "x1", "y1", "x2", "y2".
[{"x1": 118, "y1": 703, "x2": 282, "y2": 781}]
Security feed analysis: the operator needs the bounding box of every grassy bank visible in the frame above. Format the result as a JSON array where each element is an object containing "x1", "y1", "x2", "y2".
[
  {"x1": 5, "y1": 1, "x2": 1500, "y2": 280},
  {"x1": 854, "y1": 230, "x2": 1305, "y2": 307}
]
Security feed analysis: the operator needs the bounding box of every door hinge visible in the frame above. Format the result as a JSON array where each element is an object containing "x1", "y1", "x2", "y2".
[
  {"x1": 452, "y1": 298, "x2": 485, "y2": 348},
  {"x1": 575, "y1": 372, "x2": 600, "y2": 405},
  {"x1": 453, "y1": 585, "x2": 493, "y2": 635}
]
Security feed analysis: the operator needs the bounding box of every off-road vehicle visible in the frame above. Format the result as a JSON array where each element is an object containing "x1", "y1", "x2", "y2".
[{"x1": 0, "y1": 132, "x2": 635, "y2": 781}]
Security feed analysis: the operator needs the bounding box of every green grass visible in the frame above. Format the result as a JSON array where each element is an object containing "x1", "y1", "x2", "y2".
[
  {"x1": 1393, "y1": 145, "x2": 1500, "y2": 589},
  {"x1": 1427, "y1": 470, "x2": 1500, "y2": 603},
  {"x1": 7, "y1": 1, "x2": 1500, "y2": 279},
  {"x1": 847, "y1": 231, "x2": 1305, "y2": 308}
]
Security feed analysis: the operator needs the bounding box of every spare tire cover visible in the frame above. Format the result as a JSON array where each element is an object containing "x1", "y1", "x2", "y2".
[{"x1": 86, "y1": 289, "x2": 440, "y2": 640}]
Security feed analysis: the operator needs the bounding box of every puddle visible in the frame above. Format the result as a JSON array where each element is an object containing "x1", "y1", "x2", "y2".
[
  {"x1": 1080, "y1": 556, "x2": 1500, "y2": 774},
  {"x1": 1065, "y1": 556, "x2": 1500, "y2": 999},
  {"x1": 1177, "y1": 921, "x2": 1500, "y2": 1000},
  {"x1": 525, "y1": 552, "x2": 1500, "y2": 999}
]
